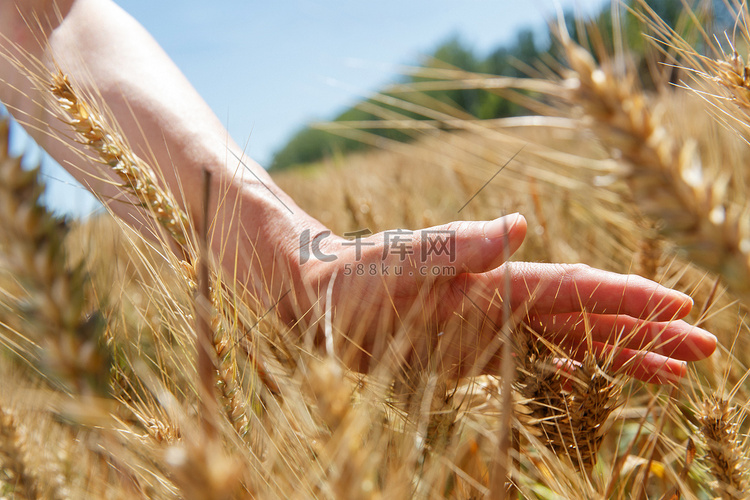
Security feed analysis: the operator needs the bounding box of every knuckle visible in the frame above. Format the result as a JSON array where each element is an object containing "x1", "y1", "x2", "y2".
[
  {"x1": 434, "y1": 220, "x2": 472, "y2": 238},
  {"x1": 556, "y1": 263, "x2": 591, "y2": 275}
]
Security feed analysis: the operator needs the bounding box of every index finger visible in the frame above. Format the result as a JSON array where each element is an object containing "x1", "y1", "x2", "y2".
[{"x1": 465, "y1": 262, "x2": 694, "y2": 321}]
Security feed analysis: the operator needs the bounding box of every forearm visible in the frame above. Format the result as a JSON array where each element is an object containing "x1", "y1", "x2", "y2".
[{"x1": 0, "y1": 0, "x2": 323, "y2": 299}]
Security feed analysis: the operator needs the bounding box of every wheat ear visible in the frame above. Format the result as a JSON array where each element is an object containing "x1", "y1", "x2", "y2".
[
  {"x1": 49, "y1": 72, "x2": 256, "y2": 435},
  {"x1": 560, "y1": 351, "x2": 622, "y2": 472},
  {"x1": 0, "y1": 404, "x2": 39, "y2": 500},
  {"x1": 0, "y1": 116, "x2": 110, "y2": 394},
  {"x1": 635, "y1": 0, "x2": 750, "y2": 132},
  {"x1": 48, "y1": 71, "x2": 191, "y2": 252},
  {"x1": 206, "y1": 284, "x2": 251, "y2": 437},
  {"x1": 514, "y1": 326, "x2": 621, "y2": 472},
  {"x1": 559, "y1": 38, "x2": 750, "y2": 301},
  {"x1": 514, "y1": 330, "x2": 566, "y2": 445},
  {"x1": 697, "y1": 395, "x2": 749, "y2": 500}
]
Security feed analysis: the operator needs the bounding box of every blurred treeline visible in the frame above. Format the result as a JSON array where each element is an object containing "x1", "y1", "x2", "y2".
[{"x1": 269, "y1": 0, "x2": 711, "y2": 171}]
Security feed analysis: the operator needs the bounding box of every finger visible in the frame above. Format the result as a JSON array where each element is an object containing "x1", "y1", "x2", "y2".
[
  {"x1": 463, "y1": 262, "x2": 694, "y2": 321},
  {"x1": 562, "y1": 340, "x2": 687, "y2": 384},
  {"x1": 529, "y1": 313, "x2": 717, "y2": 361},
  {"x1": 409, "y1": 213, "x2": 526, "y2": 282}
]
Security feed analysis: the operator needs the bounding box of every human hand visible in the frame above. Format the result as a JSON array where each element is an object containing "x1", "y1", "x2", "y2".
[{"x1": 284, "y1": 214, "x2": 716, "y2": 383}]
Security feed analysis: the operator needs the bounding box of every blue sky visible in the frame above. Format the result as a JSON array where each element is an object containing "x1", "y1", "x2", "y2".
[{"x1": 33, "y1": 0, "x2": 607, "y2": 216}]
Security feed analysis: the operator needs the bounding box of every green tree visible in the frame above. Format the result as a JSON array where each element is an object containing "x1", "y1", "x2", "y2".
[{"x1": 270, "y1": 0, "x2": 692, "y2": 171}]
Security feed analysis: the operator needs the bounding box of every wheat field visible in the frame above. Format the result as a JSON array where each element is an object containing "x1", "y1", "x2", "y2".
[{"x1": 0, "y1": 2, "x2": 750, "y2": 499}]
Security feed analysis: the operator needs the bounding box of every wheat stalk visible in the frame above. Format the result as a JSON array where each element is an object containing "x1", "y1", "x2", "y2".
[{"x1": 46, "y1": 73, "x2": 260, "y2": 435}]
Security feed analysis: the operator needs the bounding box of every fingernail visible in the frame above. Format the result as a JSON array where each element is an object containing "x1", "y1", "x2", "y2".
[
  {"x1": 673, "y1": 291, "x2": 694, "y2": 315},
  {"x1": 675, "y1": 290, "x2": 694, "y2": 306},
  {"x1": 664, "y1": 361, "x2": 688, "y2": 384},
  {"x1": 483, "y1": 213, "x2": 521, "y2": 240},
  {"x1": 702, "y1": 331, "x2": 718, "y2": 353}
]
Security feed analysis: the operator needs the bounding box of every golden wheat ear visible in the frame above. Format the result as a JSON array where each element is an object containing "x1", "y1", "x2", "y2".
[
  {"x1": 45, "y1": 69, "x2": 262, "y2": 438},
  {"x1": 0, "y1": 402, "x2": 41, "y2": 500},
  {"x1": 0, "y1": 115, "x2": 111, "y2": 394},
  {"x1": 695, "y1": 392, "x2": 749, "y2": 499},
  {"x1": 543, "y1": 16, "x2": 750, "y2": 306},
  {"x1": 47, "y1": 71, "x2": 194, "y2": 257},
  {"x1": 513, "y1": 324, "x2": 623, "y2": 474}
]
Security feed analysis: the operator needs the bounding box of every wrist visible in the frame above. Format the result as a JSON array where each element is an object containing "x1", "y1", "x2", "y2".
[{"x1": 214, "y1": 169, "x2": 333, "y2": 317}]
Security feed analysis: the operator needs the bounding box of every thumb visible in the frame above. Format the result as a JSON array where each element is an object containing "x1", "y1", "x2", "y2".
[{"x1": 413, "y1": 213, "x2": 526, "y2": 282}]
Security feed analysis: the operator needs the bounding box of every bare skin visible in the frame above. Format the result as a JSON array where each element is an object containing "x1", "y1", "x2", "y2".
[{"x1": 0, "y1": 0, "x2": 717, "y2": 383}]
